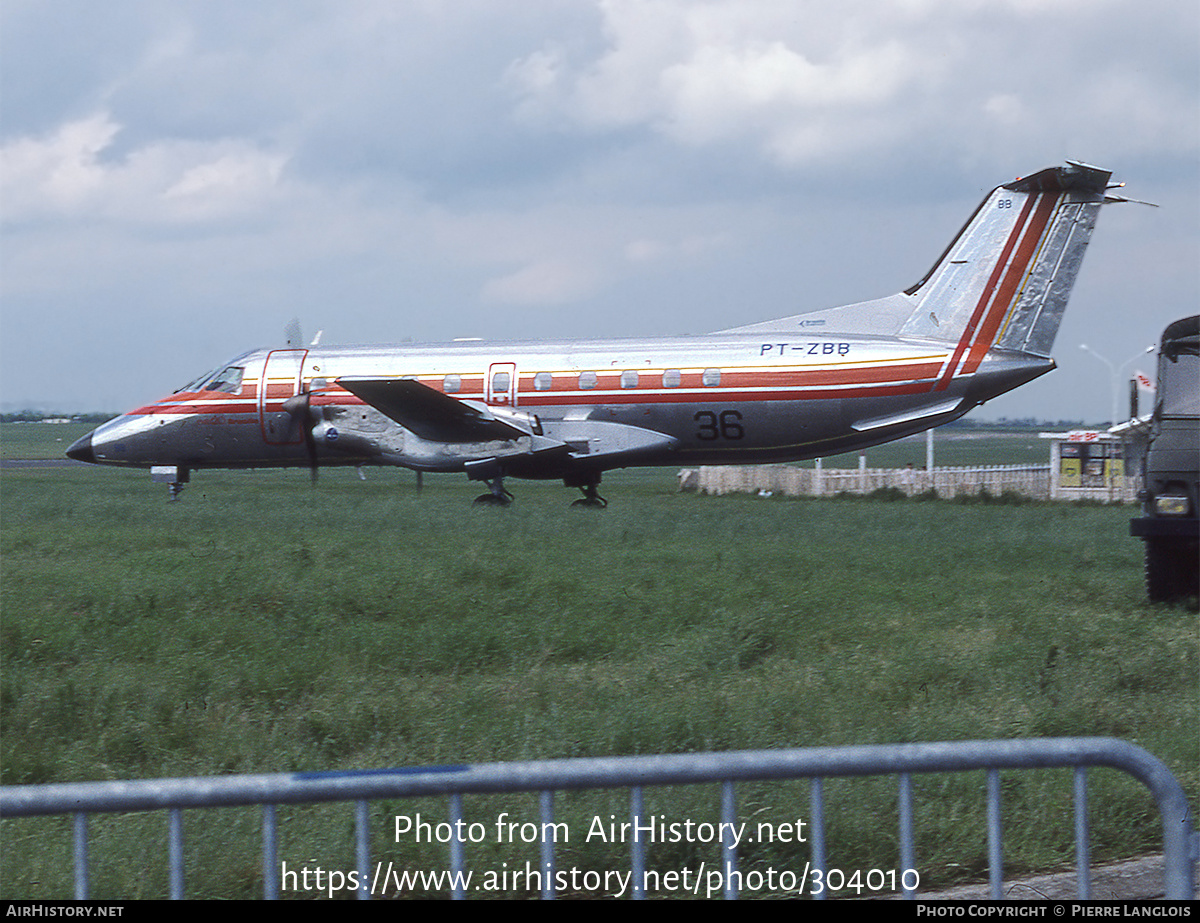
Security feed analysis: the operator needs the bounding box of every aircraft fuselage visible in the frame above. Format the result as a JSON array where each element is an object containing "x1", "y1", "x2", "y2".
[
  {"x1": 70, "y1": 333, "x2": 1050, "y2": 477},
  {"x1": 66, "y1": 162, "x2": 1118, "y2": 502}
]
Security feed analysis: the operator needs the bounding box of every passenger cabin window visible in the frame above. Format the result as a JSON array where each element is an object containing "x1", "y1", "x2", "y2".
[
  {"x1": 579, "y1": 371, "x2": 598, "y2": 390},
  {"x1": 534, "y1": 372, "x2": 553, "y2": 391},
  {"x1": 702, "y1": 368, "x2": 721, "y2": 387},
  {"x1": 620, "y1": 370, "x2": 639, "y2": 389},
  {"x1": 492, "y1": 371, "x2": 510, "y2": 392},
  {"x1": 663, "y1": 369, "x2": 681, "y2": 388},
  {"x1": 443, "y1": 374, "x2": 461, "y2": 393}
]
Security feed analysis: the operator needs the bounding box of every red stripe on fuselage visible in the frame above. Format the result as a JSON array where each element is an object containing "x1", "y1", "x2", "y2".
[
  {"x1": 521, "y1": 381, "x2": 934, "y2": 406},
  {"x1": 128, "y1": 358, "x2": 949, "y2": 426}
]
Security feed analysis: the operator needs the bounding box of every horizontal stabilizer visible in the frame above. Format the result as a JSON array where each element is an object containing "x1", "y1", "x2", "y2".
[
  {"x1": 851, "y1": 398, "x2": 963, "y2": 433},
  {"x1": 338, "y1": 378, "x2": 528, "y2": 443}
]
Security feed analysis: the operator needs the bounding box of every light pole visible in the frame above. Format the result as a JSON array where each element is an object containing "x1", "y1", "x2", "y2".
[{"x1": 1079, "y1": 343, "x2": 1155, "y2": 429}]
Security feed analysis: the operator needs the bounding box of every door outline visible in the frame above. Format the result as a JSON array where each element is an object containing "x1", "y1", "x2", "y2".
[
  {"x1": 486, "y1": 362, "x2": 518, "y2": 408},
  {"x1": 259, "y1": 349, "x2": 307, "y2": 444}
]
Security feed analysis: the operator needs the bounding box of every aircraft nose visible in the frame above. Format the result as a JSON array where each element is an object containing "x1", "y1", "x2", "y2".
[{"x1": 66, "y1": 433, "x2": 95, "y2": 464}]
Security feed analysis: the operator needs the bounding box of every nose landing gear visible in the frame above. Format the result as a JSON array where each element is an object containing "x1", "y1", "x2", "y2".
[{"x1": 152, "y1": 466, "x2": 190, "y2": 501}]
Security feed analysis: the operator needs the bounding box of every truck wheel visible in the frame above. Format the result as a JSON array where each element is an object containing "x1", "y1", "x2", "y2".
[
  {"x1": 1144, "y1": 539, "x2": 1193, "y2": 603},
  {"x1": 1186, "y1": 540, "x2": 1200, "y2": 602}
]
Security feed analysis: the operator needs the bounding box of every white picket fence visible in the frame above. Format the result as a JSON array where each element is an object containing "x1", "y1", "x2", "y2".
[{"x1": 679, "y1": 464, "x2": 1136, "y2": 502}]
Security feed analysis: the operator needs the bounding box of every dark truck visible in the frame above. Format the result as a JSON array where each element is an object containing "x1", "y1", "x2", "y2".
[{"x1": 1130, "y1": 315, "x2": 1199, "y2": 603}]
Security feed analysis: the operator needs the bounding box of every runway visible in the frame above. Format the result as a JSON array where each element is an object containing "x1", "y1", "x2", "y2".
[{"x1": 0, "y1": 458, "x2": 88, "y2": 469}]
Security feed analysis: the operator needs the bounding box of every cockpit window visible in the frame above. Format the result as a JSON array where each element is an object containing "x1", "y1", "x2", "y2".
[
  {"x1": 177, "y1": 366, "x2": 244, "y2": 394},
  {"x1": 176, "y1": 368, "x2": 219, "y2": 393},
  {"x1": 175, "y1": 350, "x2": 257, "y2": 394},
  {"x1": 206, "y1": 366, "x2": 244, "y2": 394}
]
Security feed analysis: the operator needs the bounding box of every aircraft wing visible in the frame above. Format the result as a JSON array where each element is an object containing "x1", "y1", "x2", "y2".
[
  {"x1": 338, "y1": 376, "x2": 678, "y2": 465},
  {"x1": 337, "y1": 378, "x2": 530, "y2": 443}
]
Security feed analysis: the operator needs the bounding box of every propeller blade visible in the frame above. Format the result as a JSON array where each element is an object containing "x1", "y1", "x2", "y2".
[
  {"x1": 282, "y1": 392, "x2": 320, "y2": 484},
  {"x1": 304, "y1": 413, "x2": 319, "y2": 484}
]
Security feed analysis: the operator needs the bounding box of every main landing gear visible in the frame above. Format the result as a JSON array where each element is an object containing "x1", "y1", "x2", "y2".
[
  {"x1": 466, "y1": 459, "x2": 514, "y2": 506},
  {"x1": 567, "y1": 474, "x2": 607, "y2": 508},
  {"x1": 467, "y1": 463, "x2": 608, "y2": 508},
  {"x1": 571, "y1": 483, "x2": 607, "y2": 508},
  {"x1": 473, "y1": 475, "x2": 514, "y2": 507}
]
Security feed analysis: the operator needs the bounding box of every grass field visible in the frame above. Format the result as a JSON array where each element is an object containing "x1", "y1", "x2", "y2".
[
  {"x1": 1, "y1": 422, "x2": 95, "y2": 460},
  {"x1": 1, "y1": 428, "x2": 1196, "y2": 899},
  {"x1": 0, "y1": 420, "x2": 1055, "y2": 467}
]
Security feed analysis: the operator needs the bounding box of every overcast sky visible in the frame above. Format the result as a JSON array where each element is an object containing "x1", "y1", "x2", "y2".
[{"x1": 2, "y1": 0, "x2": 1196, "y2": 422}]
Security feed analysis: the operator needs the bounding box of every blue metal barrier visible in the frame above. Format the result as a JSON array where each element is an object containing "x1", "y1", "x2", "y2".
[{"x1": 1, "y1": 737, "x2": 1193, "y2": 899}]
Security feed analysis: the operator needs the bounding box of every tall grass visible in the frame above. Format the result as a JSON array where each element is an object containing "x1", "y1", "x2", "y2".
[{"x1": 1, "y1": 465, "x2": 1195, "y2": 898}]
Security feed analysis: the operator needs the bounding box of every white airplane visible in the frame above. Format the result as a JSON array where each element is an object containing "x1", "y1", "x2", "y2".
[{"x1": 68, "y1": 162, "x2": 1126, "y2": 504}]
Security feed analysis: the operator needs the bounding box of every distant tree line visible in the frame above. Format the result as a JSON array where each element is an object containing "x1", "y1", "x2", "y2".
[
  {"x1": 1, "y1": 411, "x2": 116, "y2": 424},
  {"x1": 942, "y1": 417, "x2": 1104, "y2": 430}
]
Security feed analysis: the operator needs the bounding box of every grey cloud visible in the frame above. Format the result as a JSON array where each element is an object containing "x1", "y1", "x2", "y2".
[{"x1": 0, "y1": 0, "x2": 1195, "y2": 423}]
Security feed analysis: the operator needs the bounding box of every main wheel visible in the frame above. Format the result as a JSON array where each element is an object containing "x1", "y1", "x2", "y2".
[{"x1": 1144, "y1": 538, "x2": 1197, "y2": 603}]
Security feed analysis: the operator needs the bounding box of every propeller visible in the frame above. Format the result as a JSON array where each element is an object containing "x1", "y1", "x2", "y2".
[
  {"x1": 282, "y1": 319, "x2": 330, "y2": 483},
  {"x1": 282, "y1": 319, "x2": 324, "y2": 483},
  {"x1": 285, "y1": 318, "x2": 324, "y2": 347},
  {"x1": 282, "y1": 391, "x2": 320, "y2": 484}
]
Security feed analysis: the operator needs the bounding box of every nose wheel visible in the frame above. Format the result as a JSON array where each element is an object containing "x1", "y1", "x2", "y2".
[{"x1": 152, "y1": 466, "x2": 190, "y2": 501}]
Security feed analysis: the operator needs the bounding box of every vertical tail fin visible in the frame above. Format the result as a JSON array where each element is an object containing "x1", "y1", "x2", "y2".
[
  {"x1": 720, "y1": 162, "x2": 1114, "y2": 355},
  {"x1": 901, "y1": 162, "x2": 1112, "y2": 368}
]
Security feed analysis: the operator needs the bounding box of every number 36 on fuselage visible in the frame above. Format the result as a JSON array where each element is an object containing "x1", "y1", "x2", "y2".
[{"x1": 68, "y1": 162, "x2": 1131, "y2": 505}]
